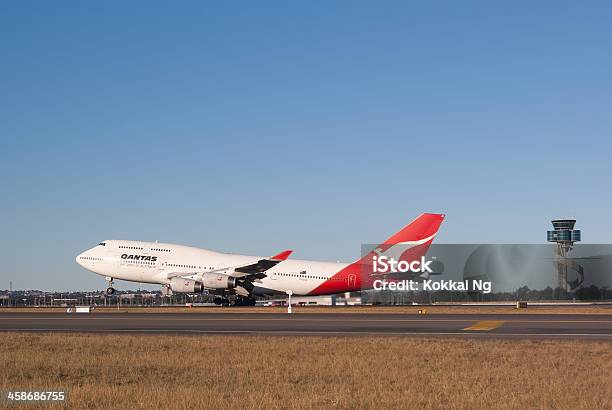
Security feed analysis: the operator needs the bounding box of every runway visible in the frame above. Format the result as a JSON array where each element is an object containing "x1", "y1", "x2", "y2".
[{"x1": 1, "y1": 312, "x2": 611, "y2": 338}]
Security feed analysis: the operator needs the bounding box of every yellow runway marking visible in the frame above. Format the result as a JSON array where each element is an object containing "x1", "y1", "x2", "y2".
[{"x1": 462, "y1": 320, "x2": 505, "y2": 331}]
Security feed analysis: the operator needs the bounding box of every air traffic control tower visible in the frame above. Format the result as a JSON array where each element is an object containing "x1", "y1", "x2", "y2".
[{"x1": 547, "y1": 219, "x2": 581, "y2": 298}]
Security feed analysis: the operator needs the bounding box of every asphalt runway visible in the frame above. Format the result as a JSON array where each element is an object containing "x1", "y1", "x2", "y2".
[{"x1": 0, "y1": 312, "x2": 611, "y2": 338}]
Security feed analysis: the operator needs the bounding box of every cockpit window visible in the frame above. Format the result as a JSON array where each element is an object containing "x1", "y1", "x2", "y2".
[{"x1": 98, "y1": 242, "x2": 106, "y2": 246}]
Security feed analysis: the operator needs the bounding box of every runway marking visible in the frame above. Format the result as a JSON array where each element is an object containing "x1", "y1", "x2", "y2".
[
  {"x1": 462, "y1": 321, "x2": 505, "y2": 331},
  {"x1": 0, "y1": 317, "x2": 472, "y2": 322},
  {"x1": 0, "y1": 317, "x2": 611, "y2": 324},
  {"x1": 0, "y1": 328, "x2": 611, "y2": 338}
]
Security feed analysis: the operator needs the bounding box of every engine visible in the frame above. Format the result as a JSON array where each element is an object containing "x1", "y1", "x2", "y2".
[
  {"x1": 169, "y1": 277, "x2": 204, "y2": 293},
  {"x1": 201, "y1": 273, "x2": 237, "y2": 289}
]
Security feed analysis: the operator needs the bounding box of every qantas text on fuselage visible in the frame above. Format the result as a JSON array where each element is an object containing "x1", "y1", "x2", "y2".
[{"x1": 76, "y1": 213, "x2": 445, "y2": 304}]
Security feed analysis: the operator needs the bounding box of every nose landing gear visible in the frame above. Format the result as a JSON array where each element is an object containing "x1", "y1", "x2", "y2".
[{"x1": 105, "y1": 276, "x2": 115, "y2": 295}]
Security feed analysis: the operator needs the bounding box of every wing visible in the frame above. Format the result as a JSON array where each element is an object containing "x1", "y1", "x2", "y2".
[
  {"x1": 230, "y1": 250, "x2": 293, "y2": 296},
  {"x1": 166, "y1": 250, "x2": 292, "y2": 297},
  {"x1": 166, "y1": 250, "x2": 293, "y2": 280},
  {"x1": 233, "y1": 250, "x2": 293, "y2": 279},
  {"x1": 166, "y1": 271, "x2": 199, "y2": 279}
]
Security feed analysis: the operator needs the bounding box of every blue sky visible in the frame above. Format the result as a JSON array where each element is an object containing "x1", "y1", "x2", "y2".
[{"x1": 1, "y1": 1, "x2": 611, "y2": 290}]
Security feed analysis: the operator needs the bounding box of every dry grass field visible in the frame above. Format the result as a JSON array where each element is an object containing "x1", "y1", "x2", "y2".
[
  {"x1": 1, "y1": 333, "x2": 610, "y2": 409},
  {"x1": 2, "y1": 305, "x2": 612, "y2": 314}
]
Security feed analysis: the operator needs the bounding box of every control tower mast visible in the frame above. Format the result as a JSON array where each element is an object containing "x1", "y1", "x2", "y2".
[{"x1": 547, "y1": 219, "x2": 581, "y2": 298}]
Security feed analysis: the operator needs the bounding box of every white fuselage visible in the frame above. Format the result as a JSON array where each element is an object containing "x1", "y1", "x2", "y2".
[{"x1": 76, "y1": 240, "x2": 348, "y2": 296}]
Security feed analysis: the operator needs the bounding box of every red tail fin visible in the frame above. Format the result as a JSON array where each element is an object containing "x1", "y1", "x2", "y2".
[
  {"x1": 381, "y1": 213, "x2": 445, "y2": 246},
  {"x1": 307, "y1": 213, "x2": 445, "y2": 295},
  {"x1": 360, "y1": 213, "x2": 445, "y2": 265}
]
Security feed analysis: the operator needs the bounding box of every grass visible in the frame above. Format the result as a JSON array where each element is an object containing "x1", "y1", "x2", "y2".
[{"x1": 0, "y1": 333, "x2": 610, "y2": 409}]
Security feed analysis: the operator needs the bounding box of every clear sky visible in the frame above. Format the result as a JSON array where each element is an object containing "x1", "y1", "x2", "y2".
[{"x1": 1, "y1": 1, "x2": 611, "y2": 291}]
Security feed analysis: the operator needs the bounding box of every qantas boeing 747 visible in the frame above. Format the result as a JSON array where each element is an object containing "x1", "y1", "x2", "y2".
[{"x1": 76, "y1": 213, "x2": 445, "y2": 306}]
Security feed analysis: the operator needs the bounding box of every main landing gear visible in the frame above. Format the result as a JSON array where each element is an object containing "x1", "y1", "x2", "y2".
[
  {"x1": 213, "y1": 297, "x2": 256, "y2": 307},
  {"x1": 233, "y1": 297, "x2": 257, "y2": 307},
  {"x1": 105, "y1": 276, "x2": 115, "y2": 295},
  {"x1": 213, "y1": 297, "x2": 230, "y2": 307}
]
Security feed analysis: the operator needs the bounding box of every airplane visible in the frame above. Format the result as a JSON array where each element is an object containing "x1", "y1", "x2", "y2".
[{"x1": 76, "y1": 213, "x2": 445, "y2": 306}]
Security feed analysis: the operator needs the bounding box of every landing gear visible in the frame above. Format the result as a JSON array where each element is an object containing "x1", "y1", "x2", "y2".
[
  {"x1": 213, "y1": 297, "x2": 229, "y2": 306},
  {"x1": 213, "y1": 297, "x2": 255, "y2": 307},
  {"x1": 233, "y1": 297, "x2": 257, "y2": 307},
  {"x1": 105, "y1": 276, "x2": 115, "y2": 296}
]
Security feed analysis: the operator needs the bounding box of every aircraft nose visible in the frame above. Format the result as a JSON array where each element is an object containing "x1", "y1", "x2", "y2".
[{"x1": 76, "y1": 251, "x2": 85, "y2": 266}]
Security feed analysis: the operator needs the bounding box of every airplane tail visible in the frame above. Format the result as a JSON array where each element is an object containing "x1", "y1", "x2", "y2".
[
  {"x1": 358, "y1": 213, "x2": 445, "y2": 265},
  {"x1": 381, "y1": 213, "x2": 444, "y2": 246},
  {"x1": 350, "y1": 213, "x2": 445, "y2": 290},
  {"x1": 307, "y1": 213, "x2": 445, "y2": 295}
]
